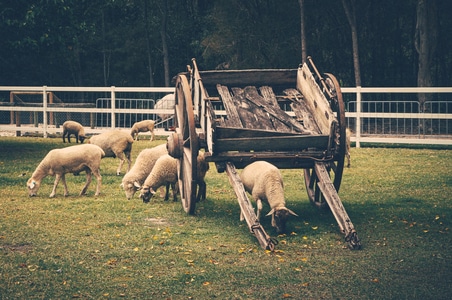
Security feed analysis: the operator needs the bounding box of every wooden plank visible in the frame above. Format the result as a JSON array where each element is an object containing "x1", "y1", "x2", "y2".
[
  {"x1": 215, "y1": 126, "x2": 300, "y2": 139},
  {"x1": 225, "y1": 162, "x2": 276, "y2": 251},
  {"x1": 231, "y1": 87, "x2": 275, "y2": 131},
  {"x1": 314, "y1": 162, "x2": 361, "y2": 249},
  {"x1": 244, "y1": 86, "x2": 309, "y2": 134},
  {"x1": 198, "y1": 69, "x2": 298, "y2": 87},
  {"x1": 296, "y1": 64, "x2": 335, "y2": 135},
  {"x1": 214, "y1": 134, "x2": 329, "y2": 152},
  {"x1": 217, "y1": 84, "x2": 243, "y2": 128},
  {"x1": 284, "y1": 88, "x2": 321, "y2": 133}
]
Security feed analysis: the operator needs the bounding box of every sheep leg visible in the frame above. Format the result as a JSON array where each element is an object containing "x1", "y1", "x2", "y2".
[
  {"x1": 92, "y1": 168, "x2": 102, "y2": 196},
  {"x1": 164, "y1": 183, "x2": 170, "y2": 201},
  {"x1": 196, "y1": 180, "x2": 206, "y2": 202},
  {"x1": 150, "y1": 129, "x2": 155, "y2": 141},
  {"x1": 50, "y1": 174, "x2": 62, "y2": 198},
  {"x1": 61, "y1": 174, "x2": 69, "y2": 197},
  {"x1": 75, "y1": 133, "x2": 79, "y2": 143},
  {"x1": 255, "y1": 198, "x2": 263, "y2": 221},
  {"x1": 79, "y1": 170, "x2": 92, "y2": 196},
  {"x1": 171, "y1": 182, "x2": 178, "y2": 202},
  {"x1": 115, "y1": 152, "x2": 126, "y2": 175}
]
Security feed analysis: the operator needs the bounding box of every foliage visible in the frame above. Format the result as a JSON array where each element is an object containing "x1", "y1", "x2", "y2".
[
  {"x1": 0, "y1": 0, "x2": 451, "y2": 87},
  {"x1": 0, "y1": 136, "x2": 451, "y2": 299}
]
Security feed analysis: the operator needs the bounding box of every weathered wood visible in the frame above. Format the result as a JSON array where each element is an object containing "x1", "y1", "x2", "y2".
[
  {"x1": 198, "y1": 69, "x2": 298, "y2": 87},
  {"x1": 314, "y1": 162, "x2": 361, "y2": 249},
  {"x1": 231, "y1": 87, "x2": 275, "y2": 131},
  {"x1": 244, "y1": 86, "x2": 308, "y2": 134},
  {"x1": 296, "y1": 64, "x2": 335, "y2": 135},
  {"x1": 215, "y1": 126, "x2": 300, "y2": 139},
  {"x1": 225, "y1": 162, "x2": 276, "y2": 251},
  {"x1": 214, "y1": 134, "x2": 329, "y2": 152},
  {"x1": 217, "y1": 84, "x2": 243, "y2": 128},
  {"x1": 284, "y1": 88, "x2": 321, "y2": 133}
]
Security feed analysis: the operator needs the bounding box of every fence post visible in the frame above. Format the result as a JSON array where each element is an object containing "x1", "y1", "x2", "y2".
[
  {"x1": 111, "y1": 86, "x2": 116, "y2": 129},
  {"x1": 355, "y1": 86, "x2": 361, "y2": 148},
  {"x1": 43, "y1": 86, "x2": 48, "y2": 138}
]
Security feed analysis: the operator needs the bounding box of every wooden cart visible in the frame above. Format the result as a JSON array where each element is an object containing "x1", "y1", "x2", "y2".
[{"x1": 167, "y1": 57, "x2": 361, "y2": 250}]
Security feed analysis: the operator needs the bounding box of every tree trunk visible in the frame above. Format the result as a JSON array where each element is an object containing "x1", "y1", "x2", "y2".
[
  {"x1": 161, "y1": 0, "x2": 170, "y2": 87},
  {"x1": 143, "y1": 0, "x2": 155, "y2": 87},
  {"x1": 298, "y1": 0, "x2": 307, "y2": 64},
  {"x1": 342, "y1": 0, "x2": 361, "y2": 87},
  {"x1": 415, "y1": 0, "x2": 438, "y2": 107}
]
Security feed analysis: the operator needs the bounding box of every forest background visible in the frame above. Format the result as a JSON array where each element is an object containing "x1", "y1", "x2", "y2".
[{"x1": 1, "y1": 0, "x2": 450, "y2": 91}]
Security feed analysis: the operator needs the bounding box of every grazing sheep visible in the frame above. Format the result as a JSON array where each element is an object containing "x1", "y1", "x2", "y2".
[
  {"x1": 27, "y1": 144, "x2": 105, "y2": 197},
  {"x1": 88, "y1": 130, "x2": 134, "y2": 175},
  {"x1": 240, "y1": 161, "x2": 298, "y2": 234},
  {"x1": 62, "y1": 121, "x2": 86, "y2": 143},
  {"x1": 121, "y1": 144, "x2": 167, "y2": 200},
  {"x1": 139, "y1": 154, "x2": 178, "y2": 203},
  {"x1": 346, "y1": 128, "x2": 351, "y2": 168},
  {"x1": 130, "y1": 120, "x2": 155, "y2": 141},
  {"x1": 138, "y1": 152, "x2": 210, "y2": 203}
]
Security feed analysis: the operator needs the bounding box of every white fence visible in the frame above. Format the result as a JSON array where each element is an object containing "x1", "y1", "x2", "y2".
[{"x1": 1, "y1": 85, "x2": 451, "y2": 146}]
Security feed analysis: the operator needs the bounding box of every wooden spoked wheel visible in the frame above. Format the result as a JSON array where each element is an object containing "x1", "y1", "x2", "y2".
[
  {"x1": 167, "y1": 75, "x2": 199, "y2": 215},
  {"x1": 304, "y1": 73, "x2": 346, "y2": 209}
]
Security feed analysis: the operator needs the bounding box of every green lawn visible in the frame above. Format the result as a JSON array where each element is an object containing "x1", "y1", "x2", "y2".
[{"x1": 0, "y1": 136, "x2": 451, "y2": 299}]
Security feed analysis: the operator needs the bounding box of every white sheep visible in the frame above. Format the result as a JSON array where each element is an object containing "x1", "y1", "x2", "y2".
[
  {"x1": 88, "y1": 130, "x2": 134, "y2": 175},
  {"x1": 138, "y1": 152, "x2": 210, "y2": 203},
  {"x1": 62, "y1": 120, "x2": 86, "y2": 143},
  {"x1": 27, "y1": 144, "x2": 105, "y2": 197},
  {"x1": 130, "y1": 120, "x2": 155, "y2": 141},
  {"x1": 240, "y1": 161, "x2": 298, "y2": 234},
  {"x1": 139, "y1": 154, "x2": 178, "y2": 203},
  {"x1": 121, "y1": 144, "x2": 168, "y2": 200},
  {"x1": 346, "y1": 128, "x2": 351, "y2": 168}
]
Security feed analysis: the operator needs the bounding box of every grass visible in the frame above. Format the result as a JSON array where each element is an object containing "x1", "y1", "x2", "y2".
[{"x1": 0, "y1": 136, "x2": 451, "y2": 299}]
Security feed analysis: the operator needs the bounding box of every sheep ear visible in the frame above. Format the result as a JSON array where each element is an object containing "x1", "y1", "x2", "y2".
[
  {"x1": 266, "y1": 208, "x2": 275, "y2": 217},
  {"x1": 120, "y1": 183, "x2": 124, "y2": 188},
  {"x1": 133, "y1": 181, "x2": 141, "y2": 189},
  {"x1": 287, "y1": 209, "x2": 299, "y2": 217},
  {"x1": 28, "y1": 181, "x2": 36, "y2": 189},
  {"x1": 150, "y1": 188, "x2": 156, "y2": 195}
]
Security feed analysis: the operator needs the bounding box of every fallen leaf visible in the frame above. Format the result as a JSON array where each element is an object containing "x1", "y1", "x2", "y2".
[
  {"x1": 282, "y1": 293, "x2": 292, "y2": 298},
  {"x1": 203, "y1": 281, "x2": 210, "y2": 286}
]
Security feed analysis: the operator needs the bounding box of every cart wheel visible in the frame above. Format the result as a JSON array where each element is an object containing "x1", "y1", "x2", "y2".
[
  {"x1": 304, "y1": 73, "x2": 346, "y2": 209},
  {"x1": 167, "y1": 74, "x2": 199, "y2": 215}
]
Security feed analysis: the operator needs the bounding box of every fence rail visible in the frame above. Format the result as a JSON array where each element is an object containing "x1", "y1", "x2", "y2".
[{"x1": 1, "y1": 85, "x2": 451, "y2": 146}]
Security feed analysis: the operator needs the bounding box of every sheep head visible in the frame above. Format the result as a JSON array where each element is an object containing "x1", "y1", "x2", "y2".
[
  {"x1": 266, "y1": 207, "x2": 298, "y2": 234},
  {"x1": 139, "y1": 187, "x2": 156, "y2": 203},
  {"x1": 27, "y1": 178, "x2": 41, "y2": 197}
]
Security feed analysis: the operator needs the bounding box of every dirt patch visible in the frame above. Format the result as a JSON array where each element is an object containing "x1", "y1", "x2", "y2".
[
  {"x1": 144, "y1": 217, "x2": 169, "y2": 226},
  {"x1": 1, "y1": 243, "x2": 33, "y2": 253}
]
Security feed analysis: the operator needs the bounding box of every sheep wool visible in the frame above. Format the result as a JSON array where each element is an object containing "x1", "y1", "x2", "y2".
[
  {"x1": 139, "y1": 154, "x2": 178, "y2": 203},
  {"x1": 240, "y1": 161, "x2": 298, "y2": 234},
  {"x1": 62, "y1": 120, "x2": 86, "y2": 143},
  {"x1": 89, "y1": 130, "x2": 134, "y2": 175},
  {"x1": 121, "y1": 144, "x2": 167, "y2": 199},
  {"x1": 27, "y1": 144, "x2": 105, "y2": 197}
]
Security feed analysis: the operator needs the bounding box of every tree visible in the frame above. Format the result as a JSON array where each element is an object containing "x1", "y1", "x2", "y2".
[
  {"x1": 341, "y1": 0, "x2": 361, "y2": 87},
  {"x1": 298, "y1": 0, "x2": 307, "y2": 64},
  {"x1": 415, "y1": 0, "x2": 438, "y2": 105}
]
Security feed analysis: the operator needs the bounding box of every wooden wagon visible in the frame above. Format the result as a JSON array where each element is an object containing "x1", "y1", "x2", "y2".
[{"x1": 167, "y1": 57, "x2": 361, "y2": 250}]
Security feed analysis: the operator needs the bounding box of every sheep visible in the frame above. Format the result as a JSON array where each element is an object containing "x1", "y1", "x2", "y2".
[
  {"x1": 27, "y1": 144, "x2": 105, "y2": 197},
  {"x1": 130, "y1": 120, "x2": 155, "y2": 141},
  {"x1": 138, "y1": 152, "x2": 210, "y2": 203},
  {"x1": 346, "y1": 128, "x2": 351, "y2": 168},
  {"x1": 62, "y1": 121, "x2": 86, "y2": 143},
  {"x1": 139, "y1": 154, "x2": 178, "y2": 203},
  {"x1": 240, "y1": 161, "x2": 298, "y2": 234},
  {"x1": 88, "y1": 130, "x2": 134, "y2": 175},
  {"x1": 120, "y1": 144, "x2": 168, "y2": 200}
]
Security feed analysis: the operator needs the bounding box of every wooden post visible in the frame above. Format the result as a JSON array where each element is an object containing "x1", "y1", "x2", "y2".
[{"x1": 314, "y1": 162, "x2": 361, "y2": 249}]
